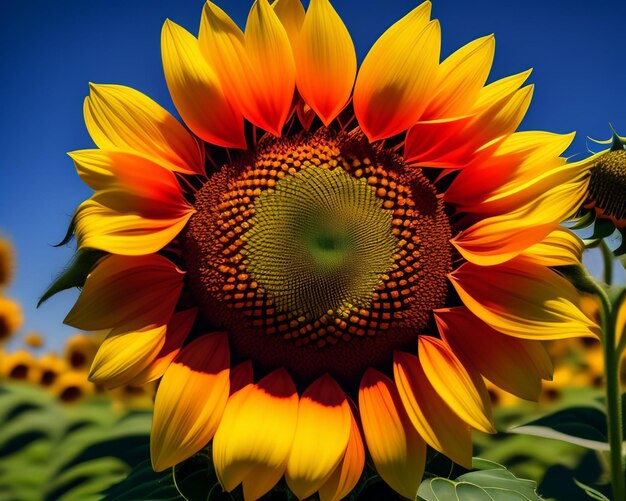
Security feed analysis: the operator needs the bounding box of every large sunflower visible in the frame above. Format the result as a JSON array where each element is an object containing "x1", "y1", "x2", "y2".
[{"x1": 58, "y1": 0, "x2": 599, "y2": 499}]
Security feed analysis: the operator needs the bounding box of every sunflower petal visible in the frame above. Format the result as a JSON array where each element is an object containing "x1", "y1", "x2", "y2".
[
  {"x1": 213, "y1": 369, "x2": 298, "y2": 498},
  {"x1": 520, "y1": 227, "x2": 584, "y2": 267},
  {"x1": 294, "y1": 0, "x2": 356, "y2": 125},
  {"x1": 89, "y1": 324, "x2": 167, "y2": 388},
  {"x1": 475, "y1": 68, "x2": 532, "y2": 110},
  {"x1": 423, "y1": 34, "x2": 495, "y2": 119},
  {"x1": 74, "y1": 197, "x2": 193, "y2": 256},
  {"x1": 229, "y1": 361, "x2": 254, "y2": 395},
  {"x1": 151, "y1": 333, "x2": 230, "y2": 471},
  {"x1": 449, "y1": 258, "x2": 600, "y2": 340},
  {"x1": 318, "y1": 411, "x2": 365, "y2": 501},
  {"x1": 84, "y1": 83, "x2": 204, "y2": 175},
  {"x1": 286, "y1": 374, "x2": 351, "y2": 499},
  {"x1": 359, "y1": 368, "x2": 426, "y2": 498},
  {"x1": 64, "y1": 254, "x2": 184, "y2": 331},
  {"x1": 161, "y1": 20, "x2": 245, "y2": 149},
  {"x1": 393, "y1": 351, "x2": 472, "y2": 468},
  {"x1": 354, "y1": 2, "x2": 439, "y2": 140},
  {"x1": 273, "y1": 0, "x2": 305, "y2": 48},
  {"x1": 436, "y1": 307, "x2": 552, "y2": 400},
  {"x1": 128, "y1": 309, "x2": 198, "y2": 386},
  {"x1": 418, "y1": 336, "x2": 493, "y2": 433}
]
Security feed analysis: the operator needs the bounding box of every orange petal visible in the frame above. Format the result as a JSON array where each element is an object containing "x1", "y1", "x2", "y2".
[
  {"x1": 151, "y1": 333, "x2": 230, "y2": 471},
  {"x1": 294, "y1": 0, "x2": 356, "y2": 125},
  {"x1": 161, "y1": 20, "x2": 245, "y2": 149},
  {"x1": 64, "y1": 254, "x2": 184, "y2": 332},
  {"x1": 74, "y1": 197, "x2": 193, "y2": 256},
  {"x1": 435, "y1": 307, "x2": 552, "y2": 400},
  {"x1": 393, "y1": 351, "x2": 472, "y2": 468},
  {"x1": 84, "y1": 83, "x2": 204, "y2": 175},
  {"x1": 213, "y1": 369, "x2": 298, "y2": 499},
  {"x1": 286, "y1": 374, "x2": 352, "y2": 500},
  {"x1": 69, "y1": 149, "x2": 191, "y2": 217},
  {"x1": 520, "y1": 227, "x2": 584, "y2": 267},
  {"x1": 229, "y1": 360, "x2": 254, "y2": 395},
  {"x1": 318, "y1": 410, "x2": 365, "y2": 501},
  {"x1": 354, "y1": 2, "x2": 439, "y2": 140},
  {"x1": 423, "y1": 34, "x2": 495, "y2": 120},
  {"x1": 273, "y1": 0, "x2": 305, "y2": 48},
  {"x1": 359, "y1": 368, "x2": 426, "y2": 498},
  {"x1": 449, "y1": 258, "x2": 600, "y2": 340},
  {"x1": 418, "y1": 336, "x2": 493, "y2": 433},
  {"x1": 88, "y1": 323, "x2": 167, "y2": 388},
  {"x1": 128, "y1": 309, "x2": 198, "y2": 386}
]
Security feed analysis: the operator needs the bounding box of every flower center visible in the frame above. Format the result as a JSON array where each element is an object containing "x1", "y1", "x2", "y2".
[
  {"x1": 588, "y1": 149, "x2": 626, "y2": 226},
  {"x1": 184, "y1": 130, "x2": 452, "y2": 385}
]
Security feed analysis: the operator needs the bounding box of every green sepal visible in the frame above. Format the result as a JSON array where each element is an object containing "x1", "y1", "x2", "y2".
[
  {"x1": 417, "y1": 457, "x2": 541, "y2": 501},
  {"x1": 38, "y1": 249, "x2": 107, "y2": 307},
  {"x1": 569, "y1": 210, "x2": 596, "y2": 230},
  {"x1": 574, "y1": 479, "x2": 611, "y2": 501},
  {"x1": 589, "y1": 218, "x2": 616, "y2": 240},
  {"x1": 614, "y1": 228, "x2": 626, "y2": 257},
  {"x1": 54, "y1": 208, "x2": 78, "y2": 248},
  {"x1": 555, "y1": 265, "x2": 601, "y2": 295}
]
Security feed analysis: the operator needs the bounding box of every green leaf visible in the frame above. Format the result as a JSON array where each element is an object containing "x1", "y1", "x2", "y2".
[
  {"x1": 510, "y1": 406, "x2": 610, "y2": 451},
  {"x1": 573, "y1": 479, "x2": 611, "y2": 501},
  {"x1": 38, "y1": 249, "x2": 106, "y2": 306},
  {"x1": 417, "y1": 458, "x2": 541, "y2": 501},
  {"x1": 101, "y1": 459, "x2": 179, "y2": 501}
]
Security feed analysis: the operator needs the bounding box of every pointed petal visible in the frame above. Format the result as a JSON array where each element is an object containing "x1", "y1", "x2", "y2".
[
  {"x1": 475, "y1": 69, "x2": 532, "y2": 110},
  {"x1": 74, "y1": 197, "x2": 193, "y2": 255},
  {"x1": 449, "y1": 258, "x2": 600, "y2": 340},
  {"x1": 89, "y1": 323, "x2": 167, "y2": 387},
  {"x1": 161, "y1": 20, "x2": 245, "y2": 149},
  {"x1": 424, "y1": 34, "x2": 495, "y2": 119},
  {"x1": 435, "y1": 307, "x2": 552, "y2": 400},
  {"x1": 64, "y1": 254, "x2": 184, "y2": 331},
  {"x1": 151, "y1": 333, "x2": 230, "y2": 471},
  {"x1": 128, "y1": 309, "x2": 198, "y2": 385},
  {"x1": 318, "y1": 411, "x2": 365, "y2": 501},
  {"x1": 354, "y1": 2, "x2": 439, "y2": 140},
  {"x1": 273, "y1": 0, "x2": 305, "y2": 48},
  {"x1": 520, "y1": 227, "x2": 584, "y2": 267},
  {"x1": 286, "y1": 374, "x2": 351, "y2": 499},
  {"x1": 69, "y1": 149, "x2": 191, "y2": 216},
  {"x1": 84, "y1": 83, "x2": 204, "y2": 175},
  {"x1": 294, "y1": 0, "x2": 356, "y2": 125},
  {"x1": 359, "y1": 368, "x2": 426, "y2": 498},
  {"x1": 418, "y1": 336, "x2": 493, "y2": 433},
  {"x1": 393, "y1": 351, "x2": 472, "y2": 468},
  {"x1": 213, "y1": 369, "x2": 298, "y2": 497}
]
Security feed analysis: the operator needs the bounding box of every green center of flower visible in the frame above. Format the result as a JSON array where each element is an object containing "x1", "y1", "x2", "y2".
[
  {"x1": 243, "y1": 165, "x2": 397, "y2": 321},
  {"x1": 183, "y1": 130, "x2": 452, "y2": 384}
]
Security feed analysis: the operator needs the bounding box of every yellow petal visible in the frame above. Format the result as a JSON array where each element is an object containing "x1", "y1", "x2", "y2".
[
  {"x1": 229, "y1": 360, "x2": 254, "y2": 395},
  {"x1": 89, "y1": 323, "x2": 167, "y2": 388},
  {"x1": 294, "y1": 0, "x2": 356, "y2": 125},
  {"x1": 273, "y1": 0, "x2": 305, "y2": 48},
  {"x1": 286, "y1": 374, "x2": 351, "y2": 499},
  {"x1": 128, "y1": 309, "x2": 198, "y2": 386},
  {"x1": 64, "y1": 254, "x2": 184, "y2": 332},
  {"x1": 474, "y1": 68, "x2": 532, "y2": 110},
  {"x1": 161, "y1": 20, "x2": 245, "y2": 149},
  {"x1": 151, "y1": 333, "x2": 230, "y2": 471},
  {"x1": 393, "y1": 351, "x2": 472, "y2": 468},
  {"x1": 424, "y1": 34, "x2": 495, "y2": 119},
  {"x1": 318, "y1": 411, "x2": 365, "y2": 501},
  {"x1": 435, "y1": 307, "x2": 552, "y2": 400},
  {"x1": 520, "y1": 227, "x2": 584, "y2": 267},
  {"x1": 84, "y1": 83, "x2": 203, "y2": 175},
  {"x1": 74, "y1": 197, "x2": 193, "y2": 256},
  {"x1": 213, "y1": 369, "x2": 298, "y2": 498},
  {"x1": 199, "y1": 1, "x2": 294, "y2": 135},
  {"x1": 616, "y1": 291, "x2": 626, "y2": 349},
  {"x1": 449, "y1": 258, "x2": 600, "y2": 340},
  {"x1": 359, "y1": 368, "x2": 426, "y2": 498},
  {"x1": 418, "y1": 336, "x2": 493, "y2": 433},
  {"x1": 353, "y1": 2, "x2": 439, "y2": 140},
  {"x1": 451, "y1": 172, "x2": 589, "y2": 266}
]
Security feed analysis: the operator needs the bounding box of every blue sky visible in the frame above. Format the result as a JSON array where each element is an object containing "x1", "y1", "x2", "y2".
[{"x1": 1, "y1": 0, "x2": 625, "y2": 352}]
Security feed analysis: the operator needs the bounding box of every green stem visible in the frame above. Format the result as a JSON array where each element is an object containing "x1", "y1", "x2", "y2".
[
  {"x1": 600, "y1": 240, "x2": 614, "y2": 285},
  {"x1": 593, "y1": 281, "x2": 625, "y2": 500}
]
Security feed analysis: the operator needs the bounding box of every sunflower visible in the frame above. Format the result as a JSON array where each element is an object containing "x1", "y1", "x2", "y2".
[
  {"x1": 56, "y1": 0, "x2": 600, "y2": 499},
  {"x1": 0, "y1": 297, "x2": 23, "y2": 343},
  {"x1": 0, "y1": 237, "x2": 14, "y2": 288}
]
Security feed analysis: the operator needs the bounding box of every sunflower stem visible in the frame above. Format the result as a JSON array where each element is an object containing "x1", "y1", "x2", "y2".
[
  {"x1": 600, "y1": 239, "x2": 614, "y2": 285},
  {"x1": 593, "y1": 279, "x2": 625, "y2": 500}
]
